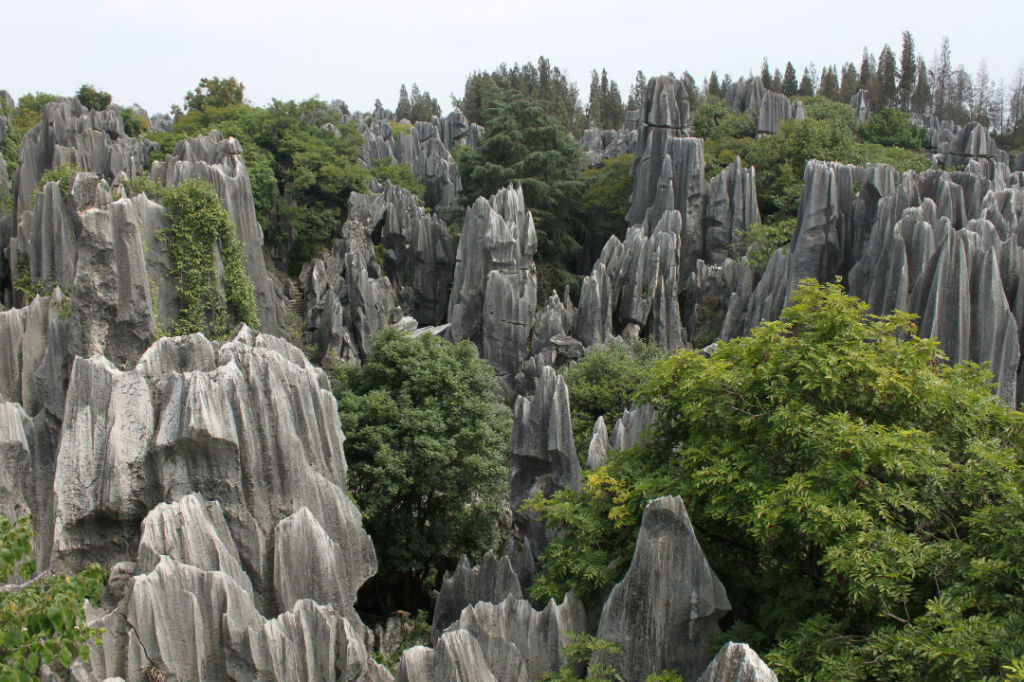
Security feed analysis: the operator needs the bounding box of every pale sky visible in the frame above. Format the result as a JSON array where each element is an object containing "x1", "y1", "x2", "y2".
[{"x1": 3, "y1": 0, "x2": 1021, "y2": 117}]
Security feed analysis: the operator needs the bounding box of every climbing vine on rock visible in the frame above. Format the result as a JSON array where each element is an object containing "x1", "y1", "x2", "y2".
[{"x1": 159, "y1": 177, "x2": 259, "y2": 338}]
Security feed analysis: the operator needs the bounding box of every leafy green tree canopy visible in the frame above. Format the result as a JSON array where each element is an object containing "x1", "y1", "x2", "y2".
[
  {"x1": 531, "y1": 280, "x2": 1024, "y2": 681},
  {"x1": 183, "y1": 76, "x2": 245, "y2": 113},
  {"x1": 335, "y1": 329, "x2": 511, "y2": 610},
  {"x1": 75, "y1": 84, "x2": 111, "y2": 111},
  {"x1": 1, "y1": 516, "x2": 106, "y2": 679}
]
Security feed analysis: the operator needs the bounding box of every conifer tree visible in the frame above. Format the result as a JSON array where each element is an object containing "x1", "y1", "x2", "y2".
[
  {"x1": 898, "y1": 31, "x2": 917, "y2": 110},
  {"x1": 782, "y1": 62, "x2": 798, "y2": 96}
]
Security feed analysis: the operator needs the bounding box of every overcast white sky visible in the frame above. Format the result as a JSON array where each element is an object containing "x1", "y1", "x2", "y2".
[{"x1": 3, "y1": 0, "x2": 1021, "y2": 116}]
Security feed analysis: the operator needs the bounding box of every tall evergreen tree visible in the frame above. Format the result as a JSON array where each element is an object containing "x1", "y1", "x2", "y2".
[
  {"x1": 898, "y1": 31, "x2": 917, "y2": 110},
  {"x1": 760, "y1": 58, "x2": 772, "y2": 88},
  {"x1": 911, "y1": 57, "x2": 932, "y2": 114},
  {"x1": 799, "y1": 68, "x2": 816, "y2": 96},
  {"x1": 771, "y1": 69, "x2": 783, "y2": 92},
  {"x1": 587, "y1": 69, "x2": 602, "y2": 126},
  {"x1": 839, "y1": 62, "x2": 860, "y2": 102},
  {"x1": 859, "y1": 48, "x2": 876, "y2": 89},
  {"x1": 877, "y1": 45, "x2": 898, "y2": 108},
  {"x1": 783, "y1": 62, "x2": 798, "y2": 96},
  {"x1": 933, "y1": 37, "x2": 953, "y2": 119},
  {"x1": 819, "y1": 66, "x2": 841, "y2": 101},
  {"x1": 627, "y1": 70, "x2": 646, "y2": 111},
  {"x1": 707, "y1": 71, "x2": 722, "y2": 98},
  {"x1": 395, "y1": 84, "x2": 412, "y2": 121}
]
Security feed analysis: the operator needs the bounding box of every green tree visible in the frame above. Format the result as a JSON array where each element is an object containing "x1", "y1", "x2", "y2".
[
  {"x1": 860, "y1": 107, "x2": 925, "y2": 150},
  {"x1": 395, "y1": 84, "x2": 412, "y2": 121},
  {"x1": 183, "y1": 76, "x2": 245, "y2": 113},
  {"x1": 911, "y1": 57, "x2": 932, "y2": 114},
  {"x1": 75, "y1": 84, "x2": 111, "y2": 111},
  {"x1": 456, "y1": 90, "x2": 585, "y2": 295},
  {"x1": 798, "y1": 68, "x2": 815, "y2": 97},
  {"x1": 876, "y1": 45, "x2": 898, "y2": 109},
  {"x1": 560, "y1": 340, "x2": 664, "y2": 457},
  {"x1": 817, "y1": 66, "x2": 840, "y2": 101},
  {"x1": 760, "y1": 59, "x2": 772, "y2": 89},
  {"x1": 839, "y1": 62, "x2": 860, "y2": 102},
  {"x1": 159, "y1": 177, "x2": 259, "y2": 338},
  {"x1": 898, "y1": 31, "x2": 917, "y2": 110},
  {"x1": 408, "y1": 84, "x2": 441, "y2": 122},
  {"x1": 706, "y1": 71, "x2": 722, "y2": 99},
  {"x1": 782, "y1": 63, "x2": 798, "y2": 97},
  {"x1": 530, "y1": 280, "x2": 1024, "y2": 681},
  {"x1": 0, "y1": 516, "x2": 106, "y2": 679},
  {"x1": 335, "y1": 329, "x2": 511, "y2": 611}
]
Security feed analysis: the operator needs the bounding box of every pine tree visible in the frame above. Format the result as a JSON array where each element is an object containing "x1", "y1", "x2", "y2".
[
  {"x1": 627, "y1": 70, "x2": 646, "y2": 111},
  {"x1": 819, "y1": 66, "x2": 841, "y2": 101},
  {"x1": 860, "y1": 48, "x2": 876, "y2": 89},
  {"x1": 934, "y1": 37, "x2": 953, "y2": 119},
  {"x1": 587, "y1": 70, "x2": 602, "y2": 127},
  {"x1": 877, "y1": 45, "x2": 898, "y2": 108},
  {"x1": 840, "y1": 62, "x2": 860, "y2": 102},
  {"x1": 898, "y1": 31, "x2": 917, "y2": 110},
  {"x1": 707, "y1": 71, "x2": 722, "y2": 98},
  {"x1": 760, "y1": 58, "x2": 771, "y2": 88},
  {"x1": 771, "y1": 69, "x2": 783, "y2": 92},
  {"x1": 799, "y1": 68, "x2": 816, "y2": 96},
  {"x1": 911, "y1": 57, "x2": 932, "y2": 114},
  {"x1": 396, "y1": 84, "x2": 412, "y2": 121},
  {"x1": 783, "y1": 62, "x2": 798, "y2": 96}
]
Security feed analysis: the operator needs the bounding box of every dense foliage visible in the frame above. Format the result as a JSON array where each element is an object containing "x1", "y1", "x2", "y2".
[
  {"x1": 152, "y1": 87, "x2": 425, "y2": 274},
  {"x1": 530, "y1": 280, "x2": 1024, "y2": 680},
  {"x1": 1, "y1": 92, "x2": 60, "y2": 178},
  {"x1": 335, "y1": 329, "x2": 511, "y2": 611},
  {"x1": 456, "y1": 57, "x2": 587, "y2": 136},
  {"x1": 0, "y1": 517, "x2": 106, "y2": 680},
  {"x1": 560, "y1": 340, "x2": 664, "y2": 458},
  {"x1": 699, "y1": 95, "x2": 930, "y2": 223},
  {"x1": 395, "y1": 83, "x2": 441, "y2": 122},
  {"x1": 75, "y1": 84, "x2": 111, "y2": 111},
  {"x1": 159, "y1": 177, "x2": 260, "y2": 338},
  {"x1": 455, "y1": 90, "x2": 585, "y2": 294}
]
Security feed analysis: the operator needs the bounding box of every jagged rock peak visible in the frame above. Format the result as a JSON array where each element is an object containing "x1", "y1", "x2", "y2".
[
  {"x1": 447, "y1": 184, "x2": 537, "y2": 382},
  {"x1": 12, "y1": 97, "x2": 154, "y2": 217},
  {"x1": 756, "y1": 92, "x2": 793, "y2": 136},
  {"x1": 431, "y1": 551, "x2": 523, "y2": 641},
  {"x1": 151, "y1": 130, "x2": 285, "y2": 336},
  {"x1": 697, "y1": 643, "x2": 778, "y2": 682},
  {"x1": 47, "y1": 325, "x2": 377, "y2": 616},
  {"x1": 851, "y1": 89, "x2": 871, "y2": 123},
  {"x1": 396, "y1": 630, "x2": 498, "y2": 682},
  {"x1": 596, "y1": 495, "x2": 731, "y2": 682},
  {"x1": 447, "y1": 592, "x2": 587, "y2": 682}
]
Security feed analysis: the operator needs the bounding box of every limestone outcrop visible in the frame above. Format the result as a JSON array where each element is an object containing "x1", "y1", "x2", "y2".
[
  {"x1": 151, "y1": 131, "x2": 284, "y2": 336},
  {"x1": 394, "y1": 121, "x2": 462, "y2": 208},
  {"x1": 595, "y1": 496, "x2": 731, "y2": 682},
  {"x1": 12, "y1": 98, "x2": 154, "y2": 218},
  {"x1": 697, "y1": 643, "x2": 778, "y2": 682},
  {"x1": 509, "y1": 365, "x2": 580, "y2": 569},
  {"x1": 447, "y1": 592, "x2": 587, "y2": 681},
  {"x1": 84, "y1": 495, "x2": 388, "y2": 682},
  {"x1": 447, "y1": 184, "x2": 537, "y2": 383},
  {"x1": 431, "y1": 551, "x2": 523, "y2": 641},
  {"x1": 851, "y1": 89, "x2": 871, "y2": 123},
  {"x1": 47, "y1": 325, "x2": 378, "y2": 611},
  {"x1": 395, "y1": 630, "x2": 498, "y2": 682},
  {"x1": 581, "y1": 127, "x2": 638, "y2": 166},
  {"x1": 723, "y1": 78, "x2": 767, "y2": 115},
  {"x1": 756, "y1": 92, "x2": 793, "y2": 136}
]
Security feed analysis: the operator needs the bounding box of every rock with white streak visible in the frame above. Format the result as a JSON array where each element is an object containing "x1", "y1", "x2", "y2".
[
  {"x1": 697, "y1": 643, "x2": 778, "y2": 682},
  {"x1": 395, "y1": 630, "x2": 499, "y2": 682}
]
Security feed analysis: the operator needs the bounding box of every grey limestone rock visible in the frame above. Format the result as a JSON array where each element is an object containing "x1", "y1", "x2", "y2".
[
  {"x1": 756, "y1": 92, "x2": 793, "y2": 136},
  {"x1": 509, "y1": 365, "x2": 580, "y2": 559},
  {"x1": 377, "y1": 182, "x2": 456, "y2": 325},
  {"x1": 431, "y1": 551, "x2": 523, "y2": 641},
  {"x1": 530, "y1": 291, "x2": 577, "y2": 367},
  {"x1": 448, "y1": 592, "x2": 586, "y2": 682},
  {"x1": 697, "y1": 643, "x2": 778, "y2": 682},
  {"x1": 394, "y1": 121, "x2": 462, "y2": 209},
  {"x1": 396, "y1": 630, "x2": 499, "y2": 682},
  {"x1": 684, "y1": 258, "x2": 755, "y2": 346},
  {"x1": 703, "y1": 158, "x2": 761, "y2": 266},
  {"x1": 151, "y1": 131, "x2": 284, "y2": 337},
  {"x1": 48, "y1": 326, "x2": 377, "y2": 612},
  {"x1": 580, "y1": 127, "x2": 638, "y2": 166},
  {"x1": 12, "y1": 98, "x2": 154, "y2": 218},
  {"x1": 723, "y1": 78, "x2": 767, "y2": 114},
  {"x1": 596, "y1": 496, "x2": 730, "y2": 682},
  {"x1": 447, "y1": 185, "x2": 537, "y2": 381},
  {"x1": 586, "y1": 415, "x2": 610, "y2": 468},
  {"x1": 274, "y1": 506, "x2": 375, "y2": 622},
  {"x1": 0, "y1": 400, "x2": 34, "y2": 523},
  {"x1": 851, "y1": 89, "x2": 871, "y2": 123},
  {"x1": 609, "y1": 403, "x2": 656, "y2": 453}
]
